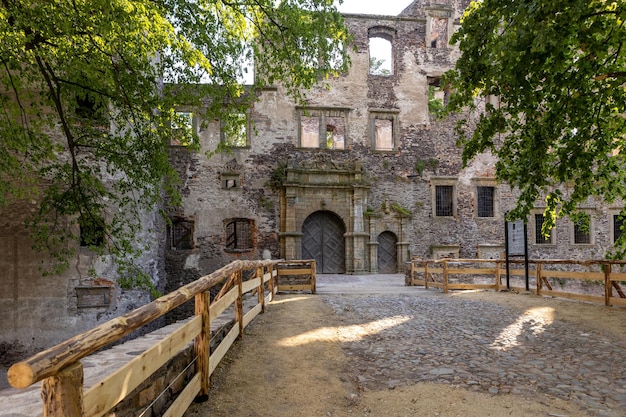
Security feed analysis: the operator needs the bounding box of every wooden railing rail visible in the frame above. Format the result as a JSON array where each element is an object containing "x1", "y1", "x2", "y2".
[
  {"x1": 7, "y1": 259, "x2": 316, "y2": 417},
  {"x1": 409, "y1": 258, "x2": 626, "y2": 308}
]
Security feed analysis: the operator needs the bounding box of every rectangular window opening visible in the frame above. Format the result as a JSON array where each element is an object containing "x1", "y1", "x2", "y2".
[
  {"x1": 225, "y1": 219, "x2": 254, "y2": 252},
  {"x1": 534, "y1": 214, "x2": 552, "y2": 244},
  {"x1": 477, "y1": 186, "x2": 495, "y2": 217},
  {"x1": 435, "y1": 185, "x2": 454, "y2": 217},
  {"x1": 614, "y1": 215, "x2": 624, "y2": 243},
  {"x1": 374, "y1": 118, "x2": 393, "y2": 151}
]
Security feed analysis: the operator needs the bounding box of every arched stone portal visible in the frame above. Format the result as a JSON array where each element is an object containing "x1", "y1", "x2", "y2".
[
  {"x1": 279, "y1": 154, "x2": 369, "y2": 274},
  {"x1": 302, "y1": 211, "x2": 346, "y2": 273}
]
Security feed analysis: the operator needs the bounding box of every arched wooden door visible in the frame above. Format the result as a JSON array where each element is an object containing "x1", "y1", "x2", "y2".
[
  {"x1": 377, "y1": 231, "x2": 398, "y2": 273},
  {"x1": 302, "y1": 211, "x2": 346, "y2": 273}
]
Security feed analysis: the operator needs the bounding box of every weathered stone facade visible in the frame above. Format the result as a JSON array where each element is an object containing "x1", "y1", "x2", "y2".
[
  {"x1": 1, "y1": 0, "x2": 621, "y2": 354},
  {"x1": 165, "y1": 0, "x2": 620, "y2": 288}
]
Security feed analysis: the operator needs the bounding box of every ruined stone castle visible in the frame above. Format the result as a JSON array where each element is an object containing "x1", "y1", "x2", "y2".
[{"x1": 1, "y1": 0, "x2": 622, "y2": 354}]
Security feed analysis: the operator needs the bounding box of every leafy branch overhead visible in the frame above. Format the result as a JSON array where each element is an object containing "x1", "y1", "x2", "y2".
[
  {"x1": 444, "y1": 0, "x2": 626, "y2": 254},
  {"x1": 0, "y1": 0, "x2": 351, "y2": 288}
]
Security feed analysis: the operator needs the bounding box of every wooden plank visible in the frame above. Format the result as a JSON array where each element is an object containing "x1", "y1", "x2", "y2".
[
  {"x1": 209, "y1": 326, "x2": 239, "y2": 376},
  {"x1": 540, "y1": 290, "x2": 604, "y2": 304},
  {"x1": 241, "y1": 277, "x2": 261, "y2": 294},
  {"x1": 447, "y1": 268, "x2": 498, "y2": 275},
  {"x1": 277, "y1": 268, "x2": 312, "y2": 276},
  {"x1": 610, "y1": 272, "x2": 626, "y2": 281},
  {"x1": 209, "y1": 287, "x2": 238, "y2": 322},
  {"x1": 448, "y1": 284, "x2": 497, "y2": 290},
  {"x1": 243, "y1": 304, "x2": 262, "y2": 329},
  {"x1": 540, "y1": 270, "x2": 604, "y2": 280},
  {"x1": 609, "y1": 297, "x2": 626, "y2": 307},
  {"x1": 84, "y1": 316, "x2": 202, "y2": 417},
  {"x1": 162, "y1": 373, "x2": 201, "y2": 417},
  {"x1": 263, "y1": 271, "x2": 273, "y2": 283},
  {"x1": 42, "y1": 362, "x2": 84, "y2": 417},
  {"x1": 506, "y1": 269, "x2": 538, "y2": 276},
  {"x1": 277, "y1": 284, "x2": 313, "y2": 292}
]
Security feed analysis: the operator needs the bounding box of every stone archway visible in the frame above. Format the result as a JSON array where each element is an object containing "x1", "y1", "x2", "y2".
[{"x1": 302, "y1": 211, "x2": 346, "y2": 273}]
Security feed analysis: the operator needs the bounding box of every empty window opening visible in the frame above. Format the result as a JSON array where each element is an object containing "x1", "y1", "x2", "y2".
[
  {"x1": 430, "y1": 17, "x2": 448, "y2": 49},
  {"x1": 326, "y1": 118, "x2": 345, "y2": 150},
  {"x1": 79, "y1": 215, "x2": 105, "y2": 248},
  {"x1": 477, "y1": 186, "x2": 495, "y2": 217},
  {"x1": 171, "y1": 112, "x2": 196, "y2": 146},
  {"x1": 222, "y1": 173, "x2": 240, "y2": 189},
  {"x1": 225, "y1": 218, "x2": 254, "y2": 252},
  {"x1": 374, "y1": 119, "x2": 393, "y2": 150},
  {"x1": 435, "y1": 185, "x2": 454, "y2": 217},
  {"x1": 534, "y1": 214, "x2": 552, "y2": 244},
  {"x1": 614, "y1": 215, "x2": 624, "y2": 243},
  {"x1": 301, "y1": 116, "x2": 320, "y2": 148},
  {"x1": 169, "y1": 218, "x2": 194, "y2": 250},
  {"x1": 298, "y1": 108, "x2": 348, "y2": 149},
  {"x1": 427, "y1": 77, "x2": 449, "y2": 115},
  {"x1": 369, "y1": 37, "x2": 392, "y2": 75},
  {"x1": 222, "y1": 113, "x2": 248, "y2": 147}
]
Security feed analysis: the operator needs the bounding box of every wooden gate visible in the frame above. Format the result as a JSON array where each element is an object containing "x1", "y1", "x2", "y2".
[
  {"x1": 302, "y1": 211, "x2": 346, "y2": 273},
  {"x1": 377, "y1": 231, "x2": 398, "y2": 273}
]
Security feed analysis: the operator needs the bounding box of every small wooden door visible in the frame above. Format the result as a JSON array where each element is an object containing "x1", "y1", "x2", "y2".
[{"x1": 377, "y1": 231, "x2": 398, "y2": 273}]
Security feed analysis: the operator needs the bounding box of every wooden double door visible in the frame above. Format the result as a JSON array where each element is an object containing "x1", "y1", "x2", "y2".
[{"x1": 301, "y1": 211, "x2": 346, "y2": 273}]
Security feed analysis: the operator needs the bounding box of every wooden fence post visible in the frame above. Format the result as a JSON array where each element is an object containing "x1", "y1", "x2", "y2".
[
  {"x1": 257, "y1": 266, "x2": 266, "y2": 313},
  {"x1": 443, "y1": 261, "x2": 449, "y2": 294},
  {"x1": 536, "y1": 263, "x2": 543, "y2": 296},
  {"x1": 235, "y1": 271, "x2": 244, "y2": 339},
  {"x1": 42, "y1": 361, "x2": 84, "y2": 417},
  {"x1": 495, "y1": 261, "x2": 501, "y2": 292},
  {"x1": 194, "y1": 291, "x2": 210, "y2": 401},
  {"x1": 424, "y1": 262, "x2": 429, "y2": 289},
  {"x1": 605, "y1": 262, "x2": 612, "y2": 307},
  {"x1": 268, "y1": 264, "x2": 275, "y2": 298},
  {"x1": 311, "y1": 260, "x2": 317, "y2": 294}
]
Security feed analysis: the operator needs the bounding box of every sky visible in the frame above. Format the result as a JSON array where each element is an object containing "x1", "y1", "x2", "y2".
[{"x1": 336, "y1": 0, "x2": 414, "y2": 15}]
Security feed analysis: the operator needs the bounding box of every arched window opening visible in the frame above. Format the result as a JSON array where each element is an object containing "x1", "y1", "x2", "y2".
[{"x1": 369, "y1": 37, "x2": 392, "y2": 76}]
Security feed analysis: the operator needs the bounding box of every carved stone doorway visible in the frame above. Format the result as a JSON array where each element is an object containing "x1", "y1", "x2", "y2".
[{"x1": 302, "y1": 211, "x2": 346, "y2": 273}]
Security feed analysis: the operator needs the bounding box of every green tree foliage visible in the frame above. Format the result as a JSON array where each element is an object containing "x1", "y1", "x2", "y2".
[
  {"x1": 444, "y1": 0, "x2": 626, "y2": 254},
  {"x1": 369, "y1": 57, "x2": 390, "y2": 76},
  {"x1": 0, "y1": 0, "x2": 351, "y2": 289}
]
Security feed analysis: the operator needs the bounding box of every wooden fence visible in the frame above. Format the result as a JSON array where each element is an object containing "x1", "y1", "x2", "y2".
[
  {"x1": 7, "y1": 259, "x2": 316, "y2": 417},
  {"x1": 409, "y1": 258, "x2": 626, "y2": 307}
]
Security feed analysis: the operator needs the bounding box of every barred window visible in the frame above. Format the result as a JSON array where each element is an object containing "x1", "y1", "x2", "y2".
[
  {"x1": 225, "y1": 218, "x2": 254, "y2": 251},
  {"x1": 614, "y1": 215, "x2": 623, "y2": 243},
  {"x1": 169, "y1": 219, "x2": 194, "y2": 250},
  {"x1": 477, "y1": 186, "x2": 495, "y2": 217},
  {"x1": 573, "y1": 215, "x2": 591, "y2": 245},
  {"x1": 435, "y1": 185, "x2": 454, "y2": 217},
  {"x1": 534, "y1": 214, "x2": 552, "y2": 244}
]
